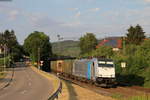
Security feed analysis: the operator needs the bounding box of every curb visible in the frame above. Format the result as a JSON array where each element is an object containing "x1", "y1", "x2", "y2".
[
  {"x1": 0, "y1": 68, "x2": 14, "y2": 90},
  {"x1": 30, "y1": 66, "x2": 62, "y2": 100}
]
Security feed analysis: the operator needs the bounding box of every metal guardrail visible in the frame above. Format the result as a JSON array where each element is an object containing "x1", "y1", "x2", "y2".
[{"x1": 48, "y1": 81, "x2": 62, "y2": 100}]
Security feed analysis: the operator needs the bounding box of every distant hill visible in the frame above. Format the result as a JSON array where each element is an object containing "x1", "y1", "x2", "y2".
[
  {"x1": 52, "y1": 40, "x2": 80, "y2": 57},
  {"x1": 51, "y1": 37, "x2": 122, "y2": 57}
]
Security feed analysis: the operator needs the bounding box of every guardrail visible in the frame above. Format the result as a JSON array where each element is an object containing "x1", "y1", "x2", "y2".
[{"x1": 48, "y1": 80, "x2": 62, "y2": 100}]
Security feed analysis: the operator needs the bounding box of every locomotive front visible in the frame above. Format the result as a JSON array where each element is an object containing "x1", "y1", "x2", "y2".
[{"x1": 95, "y1": 58, "x2": 116, "y2": 86}]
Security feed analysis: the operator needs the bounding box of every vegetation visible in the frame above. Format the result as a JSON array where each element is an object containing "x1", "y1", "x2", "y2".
[
  {"x1": 0, "y1": 30, "x2": 23, "y2": 62},
  {"x1": 80, "y1": 45, "x2": 113, "y2": 58},
  {"x1": 79, "y1": 33, "x2": 98, "y2": 55},
  {"x1": 126, "y1": 24, "x2": 145, "y2": 45},
  {"x1": 114, "y1": 42, "x2": 150, "y2": 87},
  {"x1": 52, "y1": 40, "x2": 80, "y2": 57},
  {"x1": 23, "y1": 31, "x2": 52, "y2": 62},
  {"x1": 111, "y1": 93, "x2": 123, "y2": 99},
  {"x1": 112, "y1": 93, "x2": 150, "y2": 100},
  {"x1": 0, "y1": 56, "x2": 11, "y2": 67}
]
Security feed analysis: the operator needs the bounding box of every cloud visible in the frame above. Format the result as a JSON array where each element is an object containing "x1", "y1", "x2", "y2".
[
  {"x1": 0, "y1": 5, "x2": 20, "y2": 21},
  {"x1": 75, "y1": 11, "x2": 81, "y2": 18},
  {"x1": 61, "y1": 21, "x2": 81, "y2": 27},
  {"x1": 8, "y1": 10, "x2": 19, "y2": 20},
  {"x1": 26, "y1": 13, "x2": 63, "y2": 28},
  {"x1": 144, "y1": 0, "x2": 150, "y2": 2},
  {"x1": 89, "y1": 8, "x2": 100, "y2": 12},
  {"x1": 68, "y1": 8, "x2": 79, "y2": 11}
]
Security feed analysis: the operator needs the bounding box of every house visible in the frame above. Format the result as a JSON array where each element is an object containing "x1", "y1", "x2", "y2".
[
  {"x1": 0, "y1": 44, "x2": 8, "y2": 55},
  {"x1": 96, "y1": 37, "x2": 122, "y2": 51},
  {"x1": 0, "y1": 44, "x2": 4, "y2": 54}
]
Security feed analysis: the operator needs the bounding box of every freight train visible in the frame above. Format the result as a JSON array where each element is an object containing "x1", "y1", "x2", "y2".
[{"x1": 51, "y1": 58, "x2": 116, "y2": 87}]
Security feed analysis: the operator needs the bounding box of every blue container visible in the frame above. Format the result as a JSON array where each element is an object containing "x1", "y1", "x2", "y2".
[
  {"x1": 73, "y1": 59, "x2": 94, "y2": 80},
  {"x1": 87, "y1": 61, "x2": 92, "y2": 80}
]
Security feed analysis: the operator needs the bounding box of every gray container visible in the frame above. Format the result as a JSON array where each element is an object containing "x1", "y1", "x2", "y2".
[{"x1": 73, "y1": 59, "x2": 91, "y2": 79}]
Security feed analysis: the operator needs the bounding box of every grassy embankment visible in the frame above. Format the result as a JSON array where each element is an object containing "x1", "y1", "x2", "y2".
[
  {"x1": 59, "y1": 80, "x2": 115, "y2": 100},
  {"x1": 112, "y1": 93, "x2": 150, "y2": 100},
  {"x1": 0, "y1": 56, "x2": 11, "y2": 79}
]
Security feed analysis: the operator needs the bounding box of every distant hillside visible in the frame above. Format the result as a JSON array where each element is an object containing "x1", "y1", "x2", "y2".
[
  {"x1": 52, "y1": 40, "x2": 80, "y2": 57},
  {"x1": 51, "y1": 37, "x2": 122, "y2": 57}
]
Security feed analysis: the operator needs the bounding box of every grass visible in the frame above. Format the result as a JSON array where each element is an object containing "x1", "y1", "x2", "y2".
[
  {"x1": 112, "y1": 93, "x2": 150, "y2": 100},
  {"x1": 0, "y1": 72, "x2": 6, "y2": 79},
  {"x1": 0, "y1": 56, "x2": 11, "y2": 67},
  {"x1": 122, "y1": 95, "x2": 150, "y2": 100},
  {"x1": 111, "y1": 93, "x2": 124, "y2": 99}
]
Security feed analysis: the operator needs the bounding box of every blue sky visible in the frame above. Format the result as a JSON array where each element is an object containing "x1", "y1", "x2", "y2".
[{"x1": 0, "y1": 0, "x2": 150, "y2": 44}]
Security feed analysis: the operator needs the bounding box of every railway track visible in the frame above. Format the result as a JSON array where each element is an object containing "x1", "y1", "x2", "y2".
[{"x1": 58, "y1": 74, "x2": 150, "y2": 99}]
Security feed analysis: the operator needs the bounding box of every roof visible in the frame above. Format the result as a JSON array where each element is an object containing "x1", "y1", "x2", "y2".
[{"x1": 96, "y1": 37, "x2": 122, "y2": 49}]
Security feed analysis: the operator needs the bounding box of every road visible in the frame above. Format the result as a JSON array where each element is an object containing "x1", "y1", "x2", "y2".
[{"x1": 0, "y1": 62, "x2": 53, "y2": 100}]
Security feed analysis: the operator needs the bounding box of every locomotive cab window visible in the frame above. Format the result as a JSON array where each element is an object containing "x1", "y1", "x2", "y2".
[
  {"x1": 98, "y1": 61, "x2": 114, "y2": 67},
  {"x1": 106, "y1": 61, "x2": 114, "y2": 67}
]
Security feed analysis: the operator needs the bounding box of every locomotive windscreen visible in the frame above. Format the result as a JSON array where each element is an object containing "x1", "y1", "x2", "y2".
[{"x1": 98, "y1": 60, "x2": 114, "y2": 67}]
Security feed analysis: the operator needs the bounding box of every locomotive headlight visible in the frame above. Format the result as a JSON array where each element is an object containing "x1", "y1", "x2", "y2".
[
  {"x1": 111, "y1": 78, "x2": 115, "y2": 82},
  {"x1": 111, "y1": 74, "x2": 115, "y2": 77}
]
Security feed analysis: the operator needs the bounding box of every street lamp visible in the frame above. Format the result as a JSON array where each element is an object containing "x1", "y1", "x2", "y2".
[{"x1": 57, "y1": 35, "x2": 63, "y2": 56}]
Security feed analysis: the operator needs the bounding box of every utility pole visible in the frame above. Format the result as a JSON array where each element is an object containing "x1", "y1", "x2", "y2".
[
  {"x1": 3, "y1": 44, "x2": 6, "y2": 72},
  {"x1": 123, "y1": 37, "x2": 126, "y2": 55},
  {"x1": 38, "y1": 48, "x2": 40, "y2": 69}
]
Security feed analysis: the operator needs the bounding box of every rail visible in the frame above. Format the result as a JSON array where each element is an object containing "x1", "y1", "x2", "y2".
[{"x1": 48, "y1": 80, "x2": 62, "y2": 100}]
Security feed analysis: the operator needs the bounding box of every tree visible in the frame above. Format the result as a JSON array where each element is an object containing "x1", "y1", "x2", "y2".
[
  {"x1": 79, "y1": 33, "x2": 97, "y2": 55},
  {"x1": 23, "y1": 31, "x2": 52, "y2": 62},
  {"x1": 0, "y1": 30, "x2": 23, "y2": 62},
  {"x1": 126, "y1": 24, "x2": 145, "y2": 45},
  {"x1": 92, "y1": 46, "x2": 113, "y2": 58}
]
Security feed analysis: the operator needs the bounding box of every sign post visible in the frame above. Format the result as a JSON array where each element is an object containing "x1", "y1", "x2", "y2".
[{"x1": 121, "y1": 62, "x2": 126, "y2": 68}]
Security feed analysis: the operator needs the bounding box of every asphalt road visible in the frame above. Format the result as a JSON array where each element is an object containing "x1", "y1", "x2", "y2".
[{"x1": 0, "y1": 62, "x2": 53, "y2": 100}]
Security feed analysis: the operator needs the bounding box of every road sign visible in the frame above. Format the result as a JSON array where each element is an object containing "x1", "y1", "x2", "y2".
[
  {"x1": 121, "y1": 62, "x2": 126, "y2": 68},
  {"x1": 40, "y1": 61, "x2": 44, "y2": 66}
]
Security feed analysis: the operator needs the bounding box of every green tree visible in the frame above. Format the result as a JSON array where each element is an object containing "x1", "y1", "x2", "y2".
[
  {"x1": 92, "y1": 46, "x2": 113, "y2": 58},
  {"x1": 0, "y1": 30, "x2": 23, "y2": 62},
  {"x1": 79, "y1": 33, "x2": 97, "y2": 55},
  {"x1": 23, "y1": 31, "x2": 52, "y2": 62},
  {"x1": 126, "y1": 24, "x2": 145, "y2": 45}
]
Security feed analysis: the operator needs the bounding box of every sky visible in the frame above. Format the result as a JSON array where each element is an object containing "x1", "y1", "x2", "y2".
[{"x1": 0, "y1": 0, "x2": 150, "y2": 44}]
